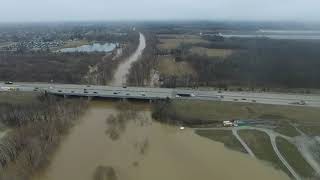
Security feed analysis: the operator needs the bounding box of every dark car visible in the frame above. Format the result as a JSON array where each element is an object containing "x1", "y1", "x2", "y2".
[{"x1": 5, "y1": 81, "x2": 13, "y2": 84}]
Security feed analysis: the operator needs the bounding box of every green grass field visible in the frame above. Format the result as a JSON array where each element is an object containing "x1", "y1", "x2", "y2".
[
  {"x1": 276, "y1": 137, "x2": 315, "y2": 178},
  {"x1": 238, "y1": 130, "x2": 291, "y2": 177},
  {"x1": 298, "y1": 125, "x2": 320, "y2": 136},
  {"x1": 157, "y1": 34, "x2": 209, "y2": 50},
  {"x1": 190, "y1": 47, "x2": 234, "y2": 58},
  {"x1": 172, "y1": 100, "x2": 320, "y2": 121},
  {"x1": 195, "y1": 129, "x2": 246, "y2": 153},
  {"x1": 274, "y1": 121, "x2": 301, "y2": 137}
]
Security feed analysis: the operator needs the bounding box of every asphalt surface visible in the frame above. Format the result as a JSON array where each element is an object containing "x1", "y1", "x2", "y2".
[{"x1": 1, "y1": 82, "x2": 320, "y2": 107}]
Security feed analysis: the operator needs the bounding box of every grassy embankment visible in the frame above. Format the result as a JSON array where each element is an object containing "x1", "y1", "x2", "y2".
[
  {"x1": 195, "y1": 130, "x2": 245, "y2": 153},
  {"x1": 276, "y1": 137, "x2": 315, "y2": 178}
]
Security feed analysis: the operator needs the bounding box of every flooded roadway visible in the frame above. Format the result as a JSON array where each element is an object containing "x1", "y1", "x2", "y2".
[{"x1": 34, "y1": 33, "x2": 290, "y2": 180}]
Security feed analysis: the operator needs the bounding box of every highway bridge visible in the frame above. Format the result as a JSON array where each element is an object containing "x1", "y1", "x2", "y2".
[{"x1": 1, "y1": 82, "x2": 320, "y2": 107}]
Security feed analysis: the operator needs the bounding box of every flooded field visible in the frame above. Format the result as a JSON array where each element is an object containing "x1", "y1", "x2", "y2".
[
  {"x1": 34, "y1": 32, "x2": 289, "y2": 180},
  {"x1": 34, "y1": 101, "x2": 289, "y2": 180}
]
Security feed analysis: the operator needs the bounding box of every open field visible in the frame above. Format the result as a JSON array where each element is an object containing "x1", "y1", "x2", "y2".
[
  {"x1": 172, "y1": 100, "x2": 320, "y2": 123},
  {"x1": 157, "y1": 34, "x2": 209, "y2": 50},
  {"x1": 273, "y1": 121, "x2": 300, "y2": 137},
  {"x1": 276, "y1": 137, "x2": 315, "y2": 178},
  {"x1": 170, "y1": 100, "x2": 320, "y2": 135},
  {"x1": 157, "y1": 56, "x2": 196, "y2": 76},
  {"x1": 62, "y1": 39, "x2": 90, "y2": 48},
  {"x1": 195, "y1": 129, "x2": 246, "y2": 153},
  {"x1": 299, "y1": 126, "x2": 320, "y2": 136},
  {"x1": 190, "y1": 47, "x2": 234, "y2": 58},
  {"x1": 238, "y1": 130, "x2": 291, "y2": 176}
]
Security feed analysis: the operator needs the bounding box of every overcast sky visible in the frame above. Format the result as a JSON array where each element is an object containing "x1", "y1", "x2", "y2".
[{"x1": 0, "y1": 0, "x2": 319, "y2": 22}]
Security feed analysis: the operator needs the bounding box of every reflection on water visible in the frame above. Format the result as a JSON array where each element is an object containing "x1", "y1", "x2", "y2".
[
  {"x1": 34, "y1": 101, "x2": 289, "y2": 180},
  {"x1": 58, "y1": 43, "x2": 117, "y2": 53},
  {"x1": 105, "y1": 104, "x2": 147, "y2": 141},
  {"x1": 93, "y1": 166, "x2": 117, "y2": 180}
]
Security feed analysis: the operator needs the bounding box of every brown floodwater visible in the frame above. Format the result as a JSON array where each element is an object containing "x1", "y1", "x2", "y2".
[
  {"x1": 34, "y1": 32, "x2": 289, "y2": 180},
  {"x1": 33, "y1": 101, "x2": 289, "y2": 180}
]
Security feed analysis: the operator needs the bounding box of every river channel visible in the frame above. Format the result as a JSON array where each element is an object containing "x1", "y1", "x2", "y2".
[{"x1": 34, "y1": 33, "x2": 289, "y2": 180}]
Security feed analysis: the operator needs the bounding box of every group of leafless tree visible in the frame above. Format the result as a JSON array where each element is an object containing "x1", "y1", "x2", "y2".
[
  {"x1": 0, "y1": 95, "x2": 88, "y2": 180},
  {"x1": 0, "y1": 52, "x2": 104, "y2": 84}
]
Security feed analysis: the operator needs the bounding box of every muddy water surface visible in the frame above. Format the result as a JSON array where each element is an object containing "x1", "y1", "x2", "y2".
[
  {"x1": 34, "y1": 32, "x2": 289, "y2": 180},
  {"x1": 34, "y1": 101, "x2": 289, "y2": 180}
]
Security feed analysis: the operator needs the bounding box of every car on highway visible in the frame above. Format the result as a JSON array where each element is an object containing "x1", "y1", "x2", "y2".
[
  {"x1": 5, "y1": 81, "x2": 13, "y2": 84},
  {"x1": 291, "y1": 100, "x2": 306, "y2": 105}
]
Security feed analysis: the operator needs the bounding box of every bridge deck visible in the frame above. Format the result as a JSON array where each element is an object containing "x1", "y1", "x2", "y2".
[{"x1": 1, "y1": 82, "x2": 320, "y2": 107}]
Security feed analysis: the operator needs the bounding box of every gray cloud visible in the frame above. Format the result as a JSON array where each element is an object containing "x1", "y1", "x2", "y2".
[{"x1": 0, "y1": 0, "x2": 319, "y2": 22}]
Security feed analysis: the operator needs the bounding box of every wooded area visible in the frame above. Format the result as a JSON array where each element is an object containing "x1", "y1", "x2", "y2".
[
  {"x1": 184, "y1": 39, "x2": 320, "y2": 88},
  {"x1": 0, "y1": 94, "x2": 88, "y2": 180}
]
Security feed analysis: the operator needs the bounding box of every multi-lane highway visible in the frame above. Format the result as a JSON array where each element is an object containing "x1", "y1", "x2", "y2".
[{"x1": 1, "y1": 82, "x2": 320, "y2": 107}]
